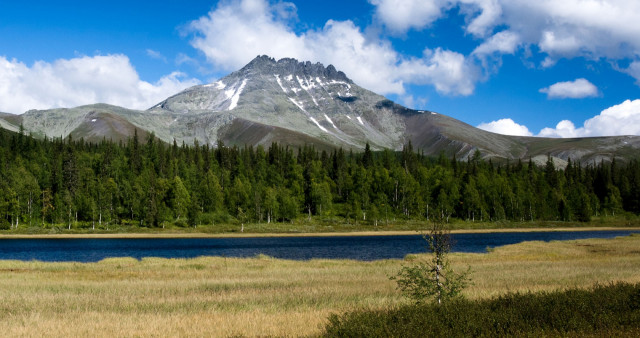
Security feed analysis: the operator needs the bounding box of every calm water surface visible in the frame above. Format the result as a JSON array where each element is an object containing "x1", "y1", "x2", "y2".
[{"x1": 0, "y1": 230, "x2": 637, "y2": 262}]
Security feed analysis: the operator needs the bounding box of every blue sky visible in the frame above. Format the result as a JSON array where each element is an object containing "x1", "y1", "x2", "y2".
[{"x1": 2, "y1": 0, "x2": 640, "y2": 137}]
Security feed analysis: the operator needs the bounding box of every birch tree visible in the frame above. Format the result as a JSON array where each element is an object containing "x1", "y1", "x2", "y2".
[{"x1": 392, "y1": 218, "x2": 470, "y2": 304}]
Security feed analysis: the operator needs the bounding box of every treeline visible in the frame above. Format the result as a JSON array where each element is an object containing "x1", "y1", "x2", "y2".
[{"x1": 1, "y1": 126, "x2": 639, "y2": 229}]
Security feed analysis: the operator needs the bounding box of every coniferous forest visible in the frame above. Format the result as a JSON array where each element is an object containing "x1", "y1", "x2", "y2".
[{"x1": 1, "y1": 126, "x2": 639, "y2": 230}]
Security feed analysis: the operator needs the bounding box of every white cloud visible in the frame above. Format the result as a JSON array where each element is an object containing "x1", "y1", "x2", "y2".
[
  {"x1": 538, "y1": 99, "x2": 640, "y2": 137},
  {"x1": 581, "y1": 99, "x2": 640, "y2": 136},
  {"x1": 189, "y1": 0, "x2": 309, "y2": 72},
  {"x1": 369, "y1": 0, "x2": 502, "y2": 38},
  {"x1": 625, "y1": 61, "x2": 640, "y2": 85},
  {"x1": 458, "y1": 0, "x2": 502, "y2": 38},
  {"x1": 369, "y1": 0, "x2": 452, "y2": 34},
  {"x1": 481, "y1": 100, "x2": 640, "y2": 138},
  {"x1": 146, "y1": 49, "x2": 167, "y2": 62},
  {"x1": 188, "y1": 0, "x2": 479, "y2": 96},
  {"x1": 477, "y1": 118, "x2": 533, "y2": 136},
  {"x1": 398, "y1": 48, "x2": 478, "y2": 95},
  {"x1": 472, "y1": 30, "x2": 520, "y2": 55},
  {"x1": 538, "y1": 120, "x2": 581, "y2": 138},
  {"x1": 371, "y1": 0, "x2": 640, "y2": 81},
  {"x1": 508, "y1": 0, "x2": 640, "y2": 60},
  {"x1": 539, "y1": 78, "x2": 598, "y2": 99},
  {"x1": 0, "y1": 55, "x2": 200, "y2": 114},
  {"x1": 399, "y1": 94, "x2": 428, "y2": 110}
]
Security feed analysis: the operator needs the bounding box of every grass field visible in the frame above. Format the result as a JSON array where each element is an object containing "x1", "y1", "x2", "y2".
[{"x1": 0, "y1": 234, "x2": 639, "y2": 336}]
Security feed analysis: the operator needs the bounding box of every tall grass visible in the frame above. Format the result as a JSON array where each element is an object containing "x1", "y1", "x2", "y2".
[{"x1": 0, "y1": 235, "x2": 639, "y2": 336}]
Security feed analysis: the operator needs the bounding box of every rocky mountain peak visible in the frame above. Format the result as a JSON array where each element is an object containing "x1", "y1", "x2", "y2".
[
  {"x1": 240, "y1": 55, "x2": 351, "y2": 83},
  {"x1": 3, "y1": 54, "x2": 640, "y2": 165}
]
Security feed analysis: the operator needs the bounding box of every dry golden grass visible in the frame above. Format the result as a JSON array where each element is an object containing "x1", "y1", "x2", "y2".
[{"x1": 0, "y1": 234, "x2": 639, "y2": 337}]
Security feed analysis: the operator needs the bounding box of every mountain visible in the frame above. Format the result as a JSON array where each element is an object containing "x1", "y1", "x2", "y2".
[{"x1": 2, "y1": 55, "x2": 640, "y2": 164}]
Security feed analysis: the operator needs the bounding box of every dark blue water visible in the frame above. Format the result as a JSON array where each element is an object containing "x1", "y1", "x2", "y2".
[{"x1": 0, "y1": 230, "x2": 637, "y2": 262}]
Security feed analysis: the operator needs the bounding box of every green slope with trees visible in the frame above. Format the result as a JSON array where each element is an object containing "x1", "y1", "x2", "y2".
[{"x1": 1, "y1": 126, "x2": 639, "y2": 231}]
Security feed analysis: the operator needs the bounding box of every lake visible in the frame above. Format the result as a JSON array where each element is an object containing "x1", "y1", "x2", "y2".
[{"x1": 0, "y1": 230, "x2": 637, "y2": 262}]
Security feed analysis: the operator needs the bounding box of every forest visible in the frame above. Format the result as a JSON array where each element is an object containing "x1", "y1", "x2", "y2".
[{"x1": 0, "y1": 126, "x2": 639, "y2": 229}]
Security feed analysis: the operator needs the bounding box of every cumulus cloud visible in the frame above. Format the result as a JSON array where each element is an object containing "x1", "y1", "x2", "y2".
[
  {"x1": 539, "y1": 78, "x2": 599, "y2": 99},
  {"x1": 538, "y1": 120, "x2": 582, "y2": 138},
  {"x1": 188, "y1": 0, "x2": 479, "y2": 96},
  {"x1": 472, "y1": 30, "x2": 520, "y2": 55},
  {"x1": 369, "y1": 0, "x2": 452, "y2": 34},
  {"x1": 539, "y1": 100, "x2": 640, "y2": 137},
  {"x1": 477, "y1": 118, "x2": 533, "y2": 136},
  {"x1": 0, "y1": 55, "x2": 200, "y2": 114},
  {"x1": 625, "y1": 61, "x2": 640, "y2": 85},
  {"x1": 458, "y1": 0, "x2": 503, "y2": 38},
  {"x1": 480, "y1": 100, "x2": 640, "y2": 138},
  {"x1": 371, "y1": 0, "x2": 640, "y2": 81},
  {"x1": 397, "y1": 48, "x2": 478, "y2": 95},
  {"x1": 511, "y1": 0, "x2": 640, "y2": 60}
]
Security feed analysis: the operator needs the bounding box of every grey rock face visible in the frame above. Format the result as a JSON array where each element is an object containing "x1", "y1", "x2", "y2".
[{"x1": 149, "y1": 55, "x2": 418, "y2": 150}]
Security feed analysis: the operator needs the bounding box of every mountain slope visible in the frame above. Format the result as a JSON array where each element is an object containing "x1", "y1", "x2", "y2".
[
  {"x1": 149, "y1": 55, "x2": 415, "y2": 151},
  {"x1": 1, "y1": 55, "x2": 639, "y2": 164}
]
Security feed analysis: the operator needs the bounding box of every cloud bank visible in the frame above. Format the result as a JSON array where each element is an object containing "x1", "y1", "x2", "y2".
[
  {"x1": 188, "y1": 0, "x2": 479, "y2": 96},
  {"x1": 0, "y1": 55, "x2": 199, "y2": 114},
  {"x1": 481, "y1": 99, "x2": 640, "y2": 138},
  {"x1": 371, "y1": 0, "x2": 640, "y2": 61},
  {"x1": 538, "y1": 99, "x2": 640, "y2": 137}
]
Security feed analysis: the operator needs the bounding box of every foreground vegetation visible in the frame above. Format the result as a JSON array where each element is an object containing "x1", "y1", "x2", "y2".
[
  {"x1": 0, "y1": 234, "x2": 638, "y2": 336},
  {"x1": 324, "y1": 282, "x2": 640, "y2": 337},
  {"x1": 2, "y1": 126, "x2": 640, "y2": 231}
]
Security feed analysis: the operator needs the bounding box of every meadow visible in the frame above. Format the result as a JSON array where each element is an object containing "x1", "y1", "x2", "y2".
[{"x1": 0, "y1": 234, "x2": 639, "y2": 336}]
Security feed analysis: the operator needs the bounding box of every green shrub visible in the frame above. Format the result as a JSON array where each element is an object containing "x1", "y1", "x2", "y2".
[
  {"x1": 0, "y1": 220, "x2": 10, "y2": 230},
  {"x1": 323, "y1": 282, "x2": 640, "y2": 337},
  {"x1": 173, "y1": 219, "x2": 188, "y2": 227},
  {"x1": 391, "y1": 219, "x2": 471, "y2": 305}
]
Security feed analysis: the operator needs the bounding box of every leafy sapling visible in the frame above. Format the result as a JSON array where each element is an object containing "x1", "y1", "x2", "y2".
[{"x1": 391, "y1": 219, "x2": 471, "y2": 304}]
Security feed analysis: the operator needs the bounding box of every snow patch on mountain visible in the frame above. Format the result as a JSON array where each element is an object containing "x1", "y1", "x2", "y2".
[
  {"x1": 357, "y1": 116, "x2": 364, "y2": 125},
  {"x1": 204, "y1": 81, "x2": 226, "y2": 90},
  {"x1": 329, "y1": 80, "x2": 351, "y2": 89},
  {"x1": 228, "y1": 79, "x2": 247, "y2": 111},
  {"x1": 309, "y1": 116, "x2": 328, "y2": 133},
  {"x1": 295, "y1": 76, "x2": 319, "y2": 106},
  {"x1": 274, "y1": 75, "x2": 287, "y2": 93},
  {"x1": 289, "y1": 98, "x2": 305, "y2": 112},
  {"x1": 324, "y1": 114, "x2": 338, "y2": 129}
]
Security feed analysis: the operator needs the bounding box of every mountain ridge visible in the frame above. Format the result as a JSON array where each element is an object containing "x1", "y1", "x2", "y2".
[{"x1": 1, "y1": 55, "x2": 639, "y2": 164}]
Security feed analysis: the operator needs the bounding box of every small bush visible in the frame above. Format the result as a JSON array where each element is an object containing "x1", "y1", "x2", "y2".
[
  {"x1": 323, "y1": 282, "x2": 640, "y2": 337},
  {"x1": 0, "y1": 219, "x2": 10, "y2": 230},
  {"x1": 391, "y1": 220, "x2": 470, "y2": 305},
  {"x1": 213, "y1": 211, "x2": 233, "y2": 224},
  {"x1": 173, "y1": 219, "x2": 188, "y2": 227}
]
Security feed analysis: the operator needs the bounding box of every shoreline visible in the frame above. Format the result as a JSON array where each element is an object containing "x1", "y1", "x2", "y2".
[{"x1": 1, "y1": 226, "x2": 639, "y2": 239}]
